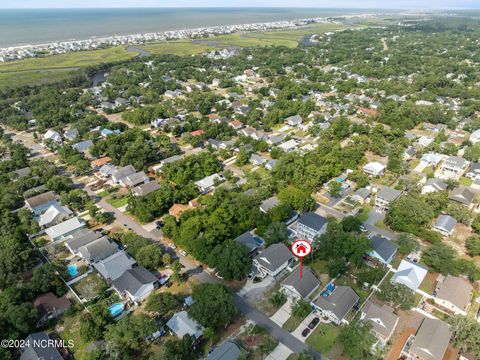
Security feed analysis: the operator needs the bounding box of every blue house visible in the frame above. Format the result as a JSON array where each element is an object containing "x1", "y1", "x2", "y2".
[{"x1": 368, "y1": 235, "x2": 398, "y2": 265}]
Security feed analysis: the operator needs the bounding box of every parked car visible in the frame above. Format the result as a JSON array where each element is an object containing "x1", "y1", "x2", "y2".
[
  {"x1": 247, "y1": 269, "x2": 256, "y2": 280},
  {"x1": 308, "y1": 317, "x2": 320, "y2": 329},
  {"x1": 301, "y1": 328, "x2": 310, "y2": 337},
  {"x1": 359, "y1": 225, "x2": 367, "y2": 232},
  {"x1": 168, "y1": 243, "x2": 176, "y2": 249},
  {"x1": 179, "y1": 250, "x2": 188, "y2": 256}
]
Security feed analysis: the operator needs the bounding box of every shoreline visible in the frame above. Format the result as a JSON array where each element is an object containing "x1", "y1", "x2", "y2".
[{"x1": 0, "y1": 13, "x2": 381, "y2": 62}]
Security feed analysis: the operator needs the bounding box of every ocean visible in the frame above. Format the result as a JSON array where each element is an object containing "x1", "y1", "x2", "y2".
[{"x1": 0, "y1": 8, "x2": 370, "y2": 48}]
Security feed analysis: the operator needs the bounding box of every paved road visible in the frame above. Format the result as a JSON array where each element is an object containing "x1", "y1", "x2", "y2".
[{"x1": 235, "y1": 296, "x2": 326, "y2": 359}]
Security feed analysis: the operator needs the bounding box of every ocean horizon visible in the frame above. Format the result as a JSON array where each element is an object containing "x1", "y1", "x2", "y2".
[{"x1": 0, "y1": 7, "x2": 376, "y2": 48}]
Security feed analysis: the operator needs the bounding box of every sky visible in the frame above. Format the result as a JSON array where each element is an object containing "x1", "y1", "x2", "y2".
[{"x1": 1, "y1": 0, "x2": 479, "y2": 9}]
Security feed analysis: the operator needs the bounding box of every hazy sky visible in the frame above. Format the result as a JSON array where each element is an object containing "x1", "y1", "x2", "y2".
[{"x1": 2, "y1": 0, "x2": 479, "y2": 9}]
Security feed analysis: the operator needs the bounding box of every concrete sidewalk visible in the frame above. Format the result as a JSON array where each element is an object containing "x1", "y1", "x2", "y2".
[{"x1": 265, "y1": 343, "x2": 294, "y2": 360}]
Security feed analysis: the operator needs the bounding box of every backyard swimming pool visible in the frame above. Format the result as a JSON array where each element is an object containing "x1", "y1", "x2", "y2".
[
  {"x1": 67, "y1": 264, "x2": 78, "y2": 277},
  {"x1": 109, "y1": 303, "x2": 124, "y2": 317}
]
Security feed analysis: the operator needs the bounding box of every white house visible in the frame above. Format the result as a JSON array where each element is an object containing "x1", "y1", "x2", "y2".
[
  {"x1": 43, "y1": 130, "x2": 62, "y2": 144},
  {"x1": 363, "y1": 162, "x2": 385, "y2": 176},
  {"x1": 391, "y1": 259, "x2": 428, "y2": 292},
  {"x1": 433, "y1": 215, "x2": 457, "y2": 237},
  {"x1": 194, "y1": 173, "x2": 223, "y2": 193},
  {"x1": 281, "y1": 266, "x2": 320, "y2": 299},
  {"x1": 253, "y1": 243, "x2": 294, "y2": 277},
  {"x1": 295, "y1": 212, "x2": 328, "y2": 242},
  {"x1": 435, "y1": 275, "x2": 473, "y2": 315},
  {"x1": 112, "y1": 266, "x2": 158, "y2": 303},
  {"x1": 469, "y1": 129, "x2": 480, "y2": 144}
]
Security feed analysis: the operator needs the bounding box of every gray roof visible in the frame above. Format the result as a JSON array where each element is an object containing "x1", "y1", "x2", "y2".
[
  {"x1": 377, "y1": 187, "x2": 402, "y2": 202},
  {"x1": 132, "y1": 180, "x2": 160, "y2": 196},
  {"x1": 112, "y1": 266, "x2": 157, "y2": 294},
  {"x1": 121, "y1": 171, "x2": 148, "y2": 187},
  {"x1": 25, "y1": 191, "x2": 57, "y2": 209},
  {"x1": 285, "y1": 114, "x2": 302, "y2": 125},
  {"x1": 38, "y1": 203, "x2": 72, "y2": 227},
  {"x1": 20, "y1": 332, "x2": 63, "y2": 360},
  {"x1": 234, "y1": 231, "x2": 258, "y2": 252},
  {"x1": 313, "y1": 286, "x2": 359, "y2": 321},
  {"x1": 65, "y1": 229, "x2": 102, "y2": 252},
  {"x1": 449, "y1": 186, "x2": 474, "y2": 205},
  {"x1": 281, "y1": 266, "x2": 321, "y2": 298},
  {"x1": 167, "y1": 311, "x2": 203, "y2": 339},
  {"x1": 72, "y1": 139, "x2": 94, "y2": 153},
  {"x1": 265, "y1": 159, "x2": 277, "y2": 169},
  {"x1": 250, "y1": 154, "x2": 267, "y2": 165},
  {"x1": 44, "y1": 217, "x2": 85, "y2": 239},
  {"x1": 370, "y1": 235, "x2": 398, "y2": 262},
  {"x1": 423, "y1": 178, "x2": 447, "y2": 191},
  {"x1": 436, "y1": 275, "x2": 473, "y2": 312},
  {"x1": 259, "y1": 196, "x2": 279, "y2": 213},
  {"x1": 78, "y1": 237, "x2": 118, "y2": 262},
  {"x1": 410, "y1": 318, "x2": 451, "y2": 360},
  {"x1": 112, "y1": 165, "x2": 136, "y2": 181},
  {"x1": 361, "y1": 301, "x2": 399, "y2": 339},
  {"x1": 206, "y1": 341, "x2": 242, "y2": 360},
  {"x1": 298, "y1": 212, "x2": 328, "y2": 232},
  {"x1": 254, "y1": 243, "x2": 293, "y2": 273},
  {"x1": 354, "y1": 187, "x2": 371, "y2": 199},
  {"x1": 94, "y1": 250, "x2": 136, "y2": 281},
  {"x1": 161, "y1": 155, "x2": 183, "y2": 166},
  {"x1": 444, "y1": 155, "x2": 468, "y2": 169},
  {"x1": 434, "y1": 215, "x2": 457, "y2": 233}
]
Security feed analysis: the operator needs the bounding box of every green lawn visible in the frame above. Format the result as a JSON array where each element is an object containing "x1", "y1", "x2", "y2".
[
  {"x1": 306, "y1": 323, "x2": 341, "y2": 355},
  {"x1": 107, "y1": 195, "x2": 131, "y2": 208},
  {"x1": 140, "y1": 40, "x2": 215, "y2": 55},
  {"x1": 282, "y1": 315, "x2": 304, "y2": 332},
  {"x1": 0, "y1": 47, "x2": 137, "y2": 88},
  {"x1": 459, "y1": 176, "x2": 473, "y2": 187},
  {"x1": 72, "y1": 273, "x2": 108, "y2": 301}
]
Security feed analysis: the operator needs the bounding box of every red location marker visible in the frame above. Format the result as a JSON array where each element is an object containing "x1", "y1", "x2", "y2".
[{"x1": 291, "y1": 239, "x2": 312, "y2": 279}]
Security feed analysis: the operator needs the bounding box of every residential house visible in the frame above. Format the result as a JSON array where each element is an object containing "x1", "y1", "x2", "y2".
[
  {"x1": 369, "y1": 235, "x2": 398, "y2": 265},
  {"x1": 374, "y1": 187, "x2": 402, "y2": 212},
  {"x1": 421, "y1": 178, "x2": 447, "y2": 194},
  {"x1": 155, "y1": 155, "x2": 183, "y2": 172},
  {"x1": 312, "y1": 286, "x2": 359, "y2": 325},
  {"x1": 206, "y1": 341, "x2": 243, "y2": 360},
  {"x1": 64, "y1": 128, "x2": 79, "y2": 141},
  {"x1": 267, "y1": 134, "x2": 286, "y2": 146},
  {"x1": 403, "y1": 146, "x2": 416, "y2": 161},
  {"x1": 115, "y1": 97, "x2": 130, "y2": 107},
  {"x1": 229, "y1": 119, "x2": 244, "y2": 130},
  {"x1": 234, "y1": 231, "x2": 260, "y2": 256},
  {"x1": 352, "y1": 188, "x2": 371, "y2": 204},
  {"x1": 25, "y1": 191, "x2": 59, "y2": 215},
  {"x1": 466, "y1": 162, "x2": 480, "y2": 179},
  {"x1": 404, "y1": 318, "x2": 451, "y2": 360},
  {"x1": 131, "y1": 181, "x2": 161, "y2": 197},
  {"x1": 38, "y1": 204, "x2": 73, "y2": 228},
  {"x1": 253, "y1": 243, "x2": 294, "y2": 277},
  {"x1": 112, "y1": 266, "x2": 158, "y2": 303},
  {"x1": 33, "y1": 293, "x2": 71, "y2": 325},
  {"x1": 278, "y1": 139, "x2": 298, "y2": 152},
  {"x1": 363, "y1": 162, "x2": 386, "y2": 177},
  {"x1": 448, "y1": 186, "x2": 474, "y2": 208},
  {"x1": 45, "y1": 217, "x2": 85, "y2": 242},
  {"x1": 78, "y1": 237, "x2": 118, "y2": 264},
  {"x1": 296, "y1": 212, "x2": 328, "y2": 242},
  {"x1": 91, "y1": 156, "x2": 112, "y2": 170},
  {"x1": 111, "y1": 165, "x2": 136, "y2": 184},
  {"x1": 93, "y1": 250, "x2": 136, "y2": 282},
  {"x1": 65, "y1": 229, "x2": 102, "y2": 254},
  {"x1": 118, "y1": 171, "x2": 149, "y2": 188},
  {"x1": 194, "y1": 173, "x2": 223, "y2": 193},
  {"x1": 20, "y1": 332, "x2": 64, "y2": 360},
  {"x1": 441, "y1": 156, "x2": 469, "y2": 178},
  {"x1": 250, "y1": 154, "x2": 267, "y2": 166},
  {"x1": 469, "y1": 129, "x2": 480, "y2": 144},
  {"x1": 281, "y1": 266, "x2": 321, "y2": 299},
  {"x1": 421, "y1": 153, "x2": 444, "y2": 168},
  {"x1": 72, "y1": 139, "x2": 94, "y2": 154},
  {"x1": 100, "y1": 128, "x2": 121, "y2": 138},
  {"x1": 435, "y1": 275, "x2": 472, "y2": 315},
  {"x1": 391, "y1": 259, "x2": 428, "y2": 292},
  {"x1": 167, "y1": 311, "x2": 204, "y2": 339},
  {"x1": 259, "y1": 196, "x2": 279, "y2": 214},
  {"x1": 98, "y1": 164, "x2": 116, "y2": 179},
  {"x1": 43, "y1": 129, "x2": 62, "y2": 144},
  {"x1": 265, "y1": 159, "x2": 277, "y2": 171},
  {"x1": 360, "y1": 301, "x2": 399, "y2": 344},
  {"x1": 417, "y1": 136, "x2": 434, "y2": 147},
  {"x1": 433, "y1": 215, "x2": 457, "y2": 237},
  {"x1": 285, "y1": 115, "x2": 302, "y2": 126}
]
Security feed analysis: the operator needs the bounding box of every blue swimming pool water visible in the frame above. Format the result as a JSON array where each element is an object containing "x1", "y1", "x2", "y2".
[
  {"x1": 253, "y1": 237, "x2": 264, "y2": 245},
  {"x1": 67, "y1": 264, "x2": 78, "y2": 277},
  {"x1": 109, "y1": 303, "x2": 124, "y2": 317}
]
